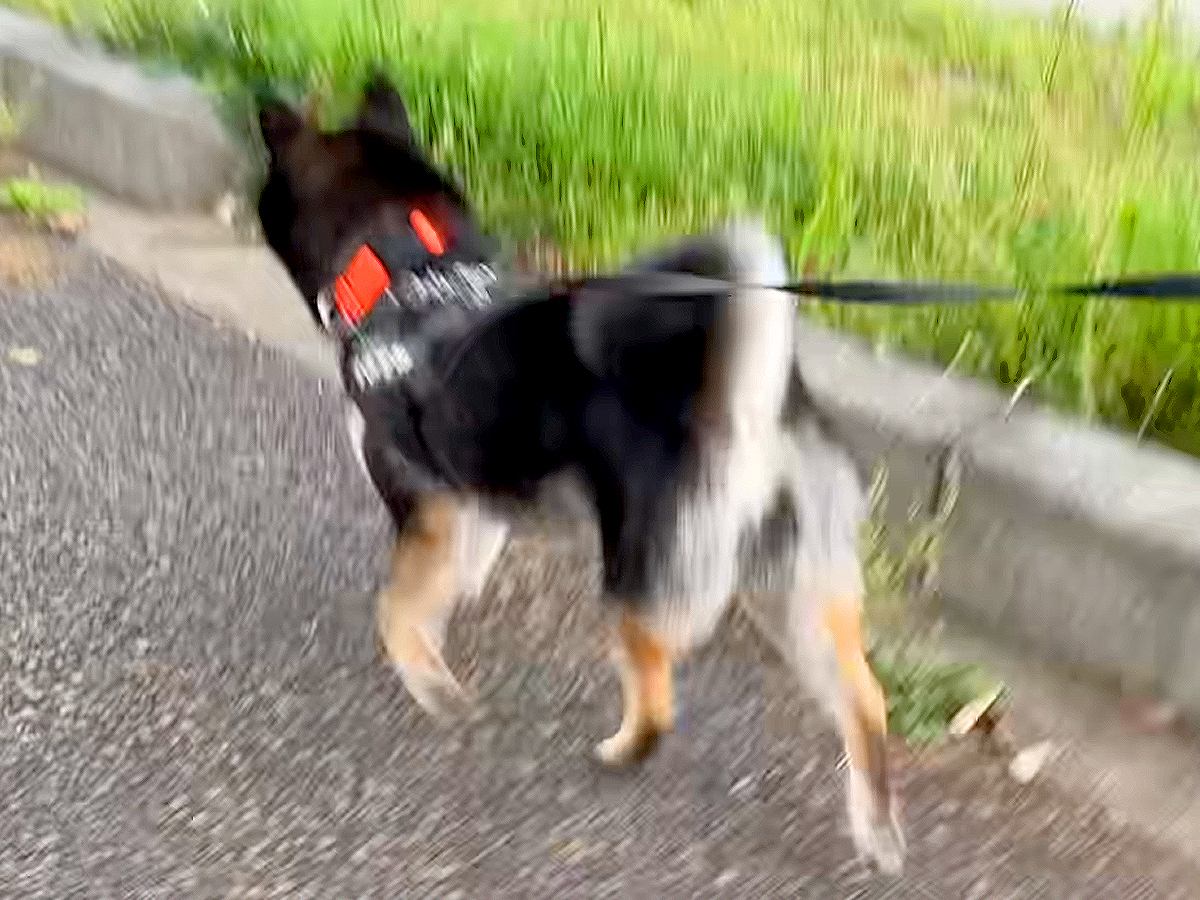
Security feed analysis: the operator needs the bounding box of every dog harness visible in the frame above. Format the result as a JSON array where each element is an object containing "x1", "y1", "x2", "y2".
[
  {"x1": 321, "y1": 207, "x2": 502, "y2": 391},
  {"x1": 321, "y1": 204, "x2": 527, "y2": 492}
]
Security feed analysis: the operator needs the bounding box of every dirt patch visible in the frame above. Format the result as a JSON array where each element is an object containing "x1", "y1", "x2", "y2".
[
  {"x1": 0, "y1": 217, "x2": 61, "y2": 289},
  {"x1": 0, "y1": 147, "x2": 27, "y2": 181}
]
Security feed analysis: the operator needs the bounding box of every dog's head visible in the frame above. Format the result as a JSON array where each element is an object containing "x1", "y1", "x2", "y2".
[{"x1": 256, "y1": 74, "x2": 493, "y2": 323}]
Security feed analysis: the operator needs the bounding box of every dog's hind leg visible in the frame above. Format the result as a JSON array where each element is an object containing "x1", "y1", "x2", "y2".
[
  {"x1": 594, "y1": 605, "x2": 676, "y2": 767},
  {"x1": 761, "y1": 582, "x2": 903, "y2": 873},
  {"x1": 821, "y1": 593, "x2": 904, "y2": 875},
  {"x1": 787, "y1": 549, "x2": 907, "y2": 873},
  {"x1": 377, "y1": 492, "x2": 472, "y2": 719},
  {"x1": 772, "y1": 440, "x2": 905, "y2": 874}
]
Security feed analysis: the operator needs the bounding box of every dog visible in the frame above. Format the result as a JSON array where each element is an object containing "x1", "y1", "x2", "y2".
[{"x1": 255, "y1": 74, "x2": 905, "y2": 874}]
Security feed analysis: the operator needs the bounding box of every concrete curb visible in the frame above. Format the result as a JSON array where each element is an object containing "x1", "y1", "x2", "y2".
[
  {"x1": 0, "y1": 8, "x2": 245, "y2": 212},
  {"x1": 6, "y1": 10, "x2": 1200, "y2": 722},
  {"x1": 761, "y1": 325, "x2": 1200, "y2": 723}
]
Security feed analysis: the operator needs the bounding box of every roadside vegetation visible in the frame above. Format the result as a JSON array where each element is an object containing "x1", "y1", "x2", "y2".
[
  {"x1": 0, "y1": 97, "x2": 86, "y2": 226},
  {"x1": 15, "y1": 0, "x2": 1200, "y2": 454}
]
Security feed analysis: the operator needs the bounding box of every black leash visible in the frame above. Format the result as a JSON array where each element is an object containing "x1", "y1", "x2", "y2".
[
  {"x1": 556, "y1": 270, "x2": 1200, "y2": 305},
  {"x1": 1060, "y1": 273, "x2": 1200, "y2": 299}
]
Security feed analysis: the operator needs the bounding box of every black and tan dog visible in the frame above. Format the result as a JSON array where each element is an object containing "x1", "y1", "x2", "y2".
[{"x1": 256, "y1": 75, "x2": 905, "y2": 874}]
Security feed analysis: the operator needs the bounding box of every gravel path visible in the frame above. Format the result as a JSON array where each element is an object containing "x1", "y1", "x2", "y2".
[{"x1": 2, "y1": 239, "x2": 1198, "y2": 897}]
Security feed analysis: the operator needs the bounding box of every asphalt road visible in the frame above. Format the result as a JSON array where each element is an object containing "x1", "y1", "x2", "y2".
[{"x1": 2, "y1": 240, "x2": 1199, "y2": 898}]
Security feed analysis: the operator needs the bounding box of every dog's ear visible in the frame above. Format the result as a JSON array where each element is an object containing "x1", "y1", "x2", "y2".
[
  {"x1": 258, "y1": 102, "x2": 306, "y2": 158},
  {"x1": 357, "y1": 71, "x2": 414, "y2": 144}
]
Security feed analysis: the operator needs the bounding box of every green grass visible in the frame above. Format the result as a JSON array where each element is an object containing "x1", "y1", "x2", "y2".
[
  {"x1": 0, "y1": 97, "x2": 23, "y2": 143},
  {"x1": 1, "y1": 176, "x2": 85, "y2": 221},
  {"x1": 848, "y1": 376, "x2": 1004, "y2": 744},
  {"x1": 861, "y1": 459, "x2": 1000, "y2": 746},
  {"x1": 13, "y1": 0, "x2": 1200, "y2": 454},
  {"x1": 1, "y1": 97, "x2": 86, "y2": 224}
]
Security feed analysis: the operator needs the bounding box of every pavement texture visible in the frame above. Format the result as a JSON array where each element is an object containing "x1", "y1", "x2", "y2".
[{"x1": 3, "y1": 235, "x2": 1200, "y2": 898}]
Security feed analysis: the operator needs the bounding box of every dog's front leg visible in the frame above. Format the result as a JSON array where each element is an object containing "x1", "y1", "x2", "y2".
[
  {"x1": 377, "y1": 492, "x2": 473, "y2": 719},
  {"x1": 595, "y1": 607, "x2": 676, "y2": 767}
]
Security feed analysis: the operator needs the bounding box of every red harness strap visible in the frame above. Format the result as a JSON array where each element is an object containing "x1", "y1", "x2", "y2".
[
  {"x1": 332, "y1": 207, "x2": 449, "y2": 328},
  {"x1": 333, "y1": 244, "x2": 391, "y2": 327},
  {"x1": 409, "y1": 208, "x2": 447, "y2": 256}
]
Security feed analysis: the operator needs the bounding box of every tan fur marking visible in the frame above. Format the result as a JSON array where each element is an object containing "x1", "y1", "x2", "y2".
[
  {"x1": 822, "y1": 597, "x2": 891, "y2": 803},
  {"x1": 595, "y1": 610, "x2": 675, "y2": 766},
  {"x1": 377, "y1": 493, "x2": 469, "y2": 717}
]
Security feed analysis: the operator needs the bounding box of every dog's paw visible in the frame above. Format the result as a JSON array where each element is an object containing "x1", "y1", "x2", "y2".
[
  {"x1": 593, "y1": 727, "x2": 662, "y2": 768},
  {"x1": 397, "y1": 667, "x2": 475, "y2": 722},
  {"x1": 847, "y1": 768, "x2": 906, "y2": 876}
]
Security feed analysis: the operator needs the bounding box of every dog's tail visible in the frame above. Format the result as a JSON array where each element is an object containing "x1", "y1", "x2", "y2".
[
  {"x1": 694, "y1": 219, "x2": 796, "y2": 440},
  {"x1": 568, "y1": 218, "x2": 796, "y2": 431}
]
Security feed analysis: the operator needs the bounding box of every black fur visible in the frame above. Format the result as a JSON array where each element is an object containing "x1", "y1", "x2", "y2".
[{"x1": 256, "y1": 78, "x2": 739, "y2": 598}]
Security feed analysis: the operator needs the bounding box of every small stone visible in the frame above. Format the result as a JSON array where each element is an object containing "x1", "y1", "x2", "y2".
[
  {"x1": 6, "y1": 346, "x2": 40, "y2": 366},
  {"x1": 729, "y1": 774, "x2": 757, "y2": 796},
  {"x1": 948, "y1": 683, "x2": 1006, "y2": 737},
  {"x1": 48, "y1": 210, "x2": 87, "y2": 237},
  {"x1": 715, "y1": 869, "x2": 739, "y2": 888},
  {"x1": 552, "y1": 837, "x2": 585, "y2": 860},
  {"x1": 1008, "y1": 740, "x2": 1054, "y2": 784}
]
